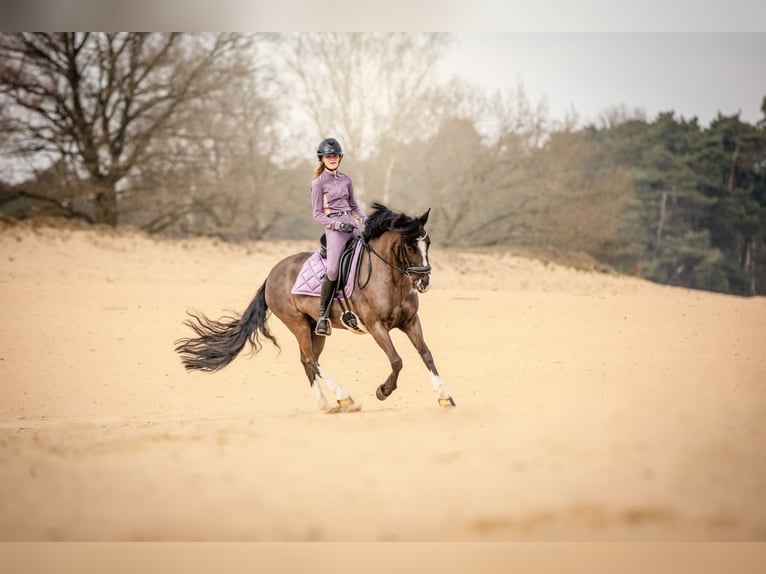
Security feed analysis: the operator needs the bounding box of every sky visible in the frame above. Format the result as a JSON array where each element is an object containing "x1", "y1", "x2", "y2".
[
  {"x1": 3, "y1": 5, "x2": 765, "y2": 130},
  {"x1": 440, "y1": 33, "x2": 766, "y2": 127}
]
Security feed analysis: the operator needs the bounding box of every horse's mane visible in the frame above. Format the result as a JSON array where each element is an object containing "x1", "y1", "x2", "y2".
[{"x1": 363, "y1": 203, "x2": 423, "y2": 244}]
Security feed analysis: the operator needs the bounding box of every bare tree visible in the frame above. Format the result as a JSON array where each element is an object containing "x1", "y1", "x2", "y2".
[
  {"x1": 369, "y1": 80, "x2": 553, "y2": 247},
  {"x1": 277, "y1": 33, "x2": 452, "y2": 202},
  {"x1": 0, "y1": 33, "x2": 259, "y2": 226},
  {"x1": 124, "y1": 67, "x2": 287, "y2": 239}
]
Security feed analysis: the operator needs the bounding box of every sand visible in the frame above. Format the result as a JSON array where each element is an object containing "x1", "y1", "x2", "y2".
[{"x1": 0, "y1": 220, "x2": 764, "y2": 541}]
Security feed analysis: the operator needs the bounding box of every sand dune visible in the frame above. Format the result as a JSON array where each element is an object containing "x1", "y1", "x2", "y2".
[{"x1": 1, "y1": 220, "x2": 764, "y2": 541}]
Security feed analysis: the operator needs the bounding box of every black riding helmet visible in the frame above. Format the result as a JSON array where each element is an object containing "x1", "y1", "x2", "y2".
[{"x1": 317, "y1": 137, "x2": 343, "y2": 158}]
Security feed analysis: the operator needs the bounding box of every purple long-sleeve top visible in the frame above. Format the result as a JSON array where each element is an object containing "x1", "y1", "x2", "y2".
[{"x1": 311, "y1": 170, "x2": 366, "y2": 231}]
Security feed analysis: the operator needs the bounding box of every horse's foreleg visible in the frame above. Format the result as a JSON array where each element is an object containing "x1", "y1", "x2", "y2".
[
  {"x1": 368, "y1": 323, "x2": 403, "y2": 401},
  {"x1": 402, "y1": 317, "x2": 455, "y2": 407}
]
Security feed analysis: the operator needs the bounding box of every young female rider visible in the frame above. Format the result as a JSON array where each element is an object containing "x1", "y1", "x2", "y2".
[{"x1": 311, "y1": 137, "x2": 367, "y2": 336}]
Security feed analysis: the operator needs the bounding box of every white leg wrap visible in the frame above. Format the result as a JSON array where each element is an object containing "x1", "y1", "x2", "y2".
[
  {"x1": 429, "y1": 370, "x2": 451, "y2": 399},
  {"x1": 319, "y1": 366, "x2": 350, "y2": 401},
  {"x1": 311, "y1": 376, "x2": 331, "y2": 410}
]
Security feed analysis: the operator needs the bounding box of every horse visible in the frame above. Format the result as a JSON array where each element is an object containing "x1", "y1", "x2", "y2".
[{"x1": 174, "y1": 203, "x2": 455, "y2": 412}]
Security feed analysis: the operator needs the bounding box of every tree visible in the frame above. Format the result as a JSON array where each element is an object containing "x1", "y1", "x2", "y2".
[
  {"x1": 276, "y1": 33, "x2": 452, "y2": 202},
  {"x1": 0, "y1": 32, "x2": 259, "y2": 226},
  {"x1": 121, "y1": 68, "x2": 288, "y2": 240},
  {"x1": 587, "y1": 108, "x2": 766, "y2": 295},
  {"x1": 359, "y1": 80, "x2": 556, "y2": 248},
  {"x1": 704, "y1": 113, "x2": 766, "y2": 294},
  {"x1": 529, "y1": 128, "x2": 641, "y2": 268}
]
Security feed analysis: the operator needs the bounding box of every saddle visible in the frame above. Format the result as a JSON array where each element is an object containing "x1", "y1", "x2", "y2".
[
  {"x1": 293, "y1": 236, "x2": 359, "y2": 295},
  {"x1": 319, "y1": 233, "x2": 357, "y2": 295},
  {"x1": 291, "y1": 236, "x2": 366, "y2": 333}
]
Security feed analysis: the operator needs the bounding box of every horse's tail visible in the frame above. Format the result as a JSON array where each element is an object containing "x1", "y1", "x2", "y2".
[{"x1": 174, "y1": 280, "x2": 279, "y2": 372}]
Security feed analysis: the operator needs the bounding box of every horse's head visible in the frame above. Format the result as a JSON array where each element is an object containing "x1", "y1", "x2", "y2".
[
  {"x1": 365, "y1": 203, "x2": 433, "y2": 293},
  {"x1": 401, "y1": 208, "x2": 432, "y2": 293}
]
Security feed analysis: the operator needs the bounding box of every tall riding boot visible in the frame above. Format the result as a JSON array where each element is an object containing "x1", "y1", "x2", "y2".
[{"x1": 314, "y1": 277, "x2": 337, "y2": 336}]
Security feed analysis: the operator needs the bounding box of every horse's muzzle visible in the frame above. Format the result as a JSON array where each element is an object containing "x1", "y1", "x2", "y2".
[
  {"x1": 414, "y1": 273, "x2": 431, "y2": 293},
  {"x1": 406, "y1": 263, "x2": 431, "y2": 293}
]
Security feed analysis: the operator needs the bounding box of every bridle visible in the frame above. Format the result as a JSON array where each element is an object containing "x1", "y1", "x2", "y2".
[
  {"x1": 359, "y1": 230, "x2": 432, "y2": 289},
  {"x1": 398, "y1": 230, "x2": 433, "y2": 277}
]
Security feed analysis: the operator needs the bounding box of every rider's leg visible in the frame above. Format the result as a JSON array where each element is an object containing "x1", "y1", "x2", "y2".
[
  {"x1": 314, "y1": 229, "x2": 349, "y2": 336},
  {"x1": 314, "y1": 275, "x2": 337, "y2": 336}
]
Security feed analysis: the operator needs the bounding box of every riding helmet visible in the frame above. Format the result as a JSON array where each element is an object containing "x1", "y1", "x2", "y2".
[{"x1": 317, "y1": 137, "x2": 343, "y2": 157}]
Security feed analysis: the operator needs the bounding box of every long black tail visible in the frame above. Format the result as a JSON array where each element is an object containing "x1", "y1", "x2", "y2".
[{"x1": 174, "y1": 280, "x2": 279, "y2": 372}]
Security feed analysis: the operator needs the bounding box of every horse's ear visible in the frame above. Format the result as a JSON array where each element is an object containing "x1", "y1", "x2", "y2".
[{"x1": 419, "y1": 208, "x2": 431, "y2": 226}]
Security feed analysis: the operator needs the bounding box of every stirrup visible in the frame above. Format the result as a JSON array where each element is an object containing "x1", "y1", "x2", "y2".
[
  {"x1": 314, "y1": 317, "x2": 331, "y2": 336},
  {"x1": 341, "y1": 310, "x2": 365, "y2": 334}
]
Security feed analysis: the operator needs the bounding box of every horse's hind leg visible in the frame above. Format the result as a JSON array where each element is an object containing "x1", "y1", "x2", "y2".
[
  {"x1": 283, "y1": 318, "x2": 328, "y2": 411},
  {"x1": 292, "y1": 321, "x2": 359, "y2": 413},
  {"x1": 301, "y1": 352, "x2": 331, "y2": 411},
  {"x1": 311, "y1": 333, "x2": 361, "y2": 412}
]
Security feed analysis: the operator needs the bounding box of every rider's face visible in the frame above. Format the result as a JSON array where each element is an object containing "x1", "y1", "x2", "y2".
[{"x1": 322, "y1": 154, "x2": 340, "y2": 170}]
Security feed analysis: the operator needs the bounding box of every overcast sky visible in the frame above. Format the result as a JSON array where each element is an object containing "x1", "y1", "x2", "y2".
[
  {"x1": 440, "y1": 33, "x2": 766, "y2": 127},
  {"x1": 2, "y1": 3, "x2": 764, "y2": 132},
  {"x1": 3, "y1": 5, "x2": 765, "y2": 128}
]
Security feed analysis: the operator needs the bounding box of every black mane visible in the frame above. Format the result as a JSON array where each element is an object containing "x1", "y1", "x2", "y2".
[{"x1": 363, "y1": 202, "x2": 424, "y2": 244}]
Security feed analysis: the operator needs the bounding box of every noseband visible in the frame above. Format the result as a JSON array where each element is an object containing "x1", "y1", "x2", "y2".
[{"x1": 397, "y1": 231, "x2": 432, "y2": 278}]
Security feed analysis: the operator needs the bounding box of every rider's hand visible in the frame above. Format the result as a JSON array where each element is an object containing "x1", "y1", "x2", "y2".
[{"x1": 338, "y1": 222, "x2": 354, "y2": 233}]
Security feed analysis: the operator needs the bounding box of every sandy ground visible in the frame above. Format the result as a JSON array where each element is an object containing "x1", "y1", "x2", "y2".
[{"x1": 0, "y1": 220, "x2": 764, "y2": 542}]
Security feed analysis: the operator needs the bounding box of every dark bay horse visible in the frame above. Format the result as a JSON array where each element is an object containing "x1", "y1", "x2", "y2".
[{"x1": 174, "y1": 203, "x2": 455, "y2": 412}]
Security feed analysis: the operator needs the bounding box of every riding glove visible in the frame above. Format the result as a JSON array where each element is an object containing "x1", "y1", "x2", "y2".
[{"x1": 338, "y1": 222, "x2": 355, "y2": 233}]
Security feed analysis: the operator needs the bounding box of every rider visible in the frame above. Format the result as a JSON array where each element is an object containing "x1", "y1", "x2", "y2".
[{"x1": 311, "y1": 137, "x2": 367, "y2": 336}]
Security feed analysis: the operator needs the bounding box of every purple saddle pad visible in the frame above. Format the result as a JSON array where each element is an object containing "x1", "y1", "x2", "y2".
[{"x1": 291, "y1": 241, "x2": 363, "y2": 298}]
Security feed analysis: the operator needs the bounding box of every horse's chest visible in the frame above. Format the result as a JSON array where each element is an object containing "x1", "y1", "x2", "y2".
[
  {"x1": 386, "y1": 299, "x2": 417, "y2": 328},
  {"x1": 389, "y1": 305, "x2": 404, "y2": 326}
]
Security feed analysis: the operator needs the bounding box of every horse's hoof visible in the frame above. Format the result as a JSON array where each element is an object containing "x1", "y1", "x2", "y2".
[
  {"x1": 438, "y1": 396, "x2": 456, "y2": 408},
  {"x1": 337, "y1": 397, "x2": 362, "y2": 412},
  {"x1": 376, "y1": 386, "x2": 389, "y2": 401}
]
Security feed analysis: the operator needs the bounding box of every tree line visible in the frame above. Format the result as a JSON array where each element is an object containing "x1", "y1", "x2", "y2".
[{"x1": 1, "y1": 33, "x2": 764, "y2": 295}]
